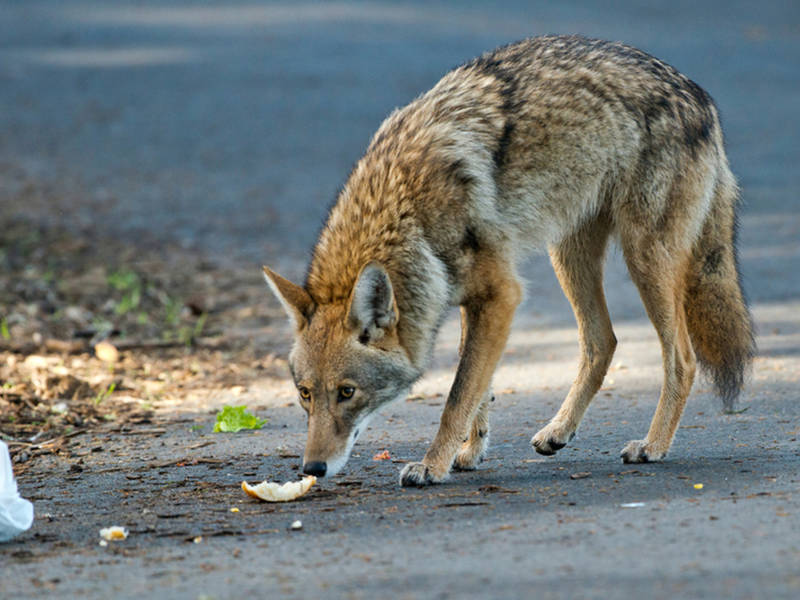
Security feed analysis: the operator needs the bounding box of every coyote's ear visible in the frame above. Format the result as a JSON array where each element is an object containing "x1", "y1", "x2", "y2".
[
  {"x1": 263, "y1": 266, "x2": 314, "y2": 330},
  {"x1": 347, "y1": 262, "x2": 398, "y2": 343}
]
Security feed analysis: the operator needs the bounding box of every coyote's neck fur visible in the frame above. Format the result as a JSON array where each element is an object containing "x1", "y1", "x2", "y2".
[
  {"x1": 305, "y1": 129, "x2": 463, "y2": 371},
  {"x1": 305, "y1": 74, "x2": 509, "y2": 369},
  {"x1": 307, "y1": 178, "x2": 449, "y2": 369},
  {"x1": 306, "y1": 158, "x2": 422, "y2": 306}
]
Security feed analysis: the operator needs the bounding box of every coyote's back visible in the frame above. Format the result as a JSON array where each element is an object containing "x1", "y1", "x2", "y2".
[{"x1": 266, "y1": 36, "x2": 754, "y2": 484}]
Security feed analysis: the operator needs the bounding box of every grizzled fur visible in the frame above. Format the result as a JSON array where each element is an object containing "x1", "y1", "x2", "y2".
[{"x1": 265, "y1": 35, "x2": 755, "y2": 486}]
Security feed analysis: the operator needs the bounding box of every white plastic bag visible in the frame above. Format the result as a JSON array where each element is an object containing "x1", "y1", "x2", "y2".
[{"x1": 0, "y1": 441, "x2": 34, "y2": 542}]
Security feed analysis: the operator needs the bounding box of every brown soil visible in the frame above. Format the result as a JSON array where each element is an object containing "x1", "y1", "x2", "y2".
[{"x1": 0, "y1": 216, "x2": 292, "y2": 469}]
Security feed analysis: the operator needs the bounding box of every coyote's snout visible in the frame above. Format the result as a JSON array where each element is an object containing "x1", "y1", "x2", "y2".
[
  {"x1": 264, "y1": 263, "x2": 420, "y2": 477},
  {"x1": 263, "y1": 35, "x2": 754, "y2": 486}
]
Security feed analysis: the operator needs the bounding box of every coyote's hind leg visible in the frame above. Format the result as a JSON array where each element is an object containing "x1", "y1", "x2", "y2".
[
  {"x1": 619, "y1": 245, "x2": 696, "y2": 463},
  {"x1": 532, "y1": 214, "x2": 616, "y2": 455}
]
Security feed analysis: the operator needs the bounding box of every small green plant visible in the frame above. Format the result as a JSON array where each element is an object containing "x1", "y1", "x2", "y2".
[
  {"x1": 108, "y1": 269, "x2": 142, "y2": 315},
  {"x1": 213, "y1": 405, "x2": 267, "y2": 433},
  {"x1": 178, "y1": 312, "x2": 208, "y2": 347},
  {"x1": 1, "y1": 317, "x2": 10, "y2": 341},
  {"x1": 164, "y1": 296, "x2": 182, "y2": 327},
  {"x1": 92, "y1": 317, "x2": 114, "y2": 336},
  {"x1": 193, "y1": 311, "x2": 208, "y2": 339},
  {"x1": 93, "y1": 382, "x2": 116, "y2": 405},
  {"x1": 107, "y1": 269, "x2": 138, "y2": 290}
]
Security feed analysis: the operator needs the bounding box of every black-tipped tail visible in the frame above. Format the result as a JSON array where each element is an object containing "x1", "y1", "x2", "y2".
[{"x1": 685, "y1": 180, "x2": 755, "y2": 411}]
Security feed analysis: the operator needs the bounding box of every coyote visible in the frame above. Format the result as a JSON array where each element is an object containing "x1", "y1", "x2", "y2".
[{"x1": 264, "y1": 35, "x2": 754, "y2": 486}]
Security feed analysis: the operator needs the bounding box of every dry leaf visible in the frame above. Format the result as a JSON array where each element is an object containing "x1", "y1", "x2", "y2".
[{"x1": 94, "y1": 341, "x2": 120, "y2": 363}]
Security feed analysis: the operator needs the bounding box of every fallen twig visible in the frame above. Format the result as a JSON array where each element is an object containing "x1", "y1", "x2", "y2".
[
  {"x1": 119, "y1": 428, "x2": 167, "y2": 436},
  {"x1": 5, "y1": 429, "x2": 87, "y2": 448}
]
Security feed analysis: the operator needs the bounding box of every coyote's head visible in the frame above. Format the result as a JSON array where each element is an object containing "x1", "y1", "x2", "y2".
[{"x1": 263, "y1": 262, "x2": 419, "y2": 477}]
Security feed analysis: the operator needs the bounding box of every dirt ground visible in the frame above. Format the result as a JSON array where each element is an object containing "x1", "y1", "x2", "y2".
[{"x1": 0, "y1": 211, "x2": 299, "y2": 469}]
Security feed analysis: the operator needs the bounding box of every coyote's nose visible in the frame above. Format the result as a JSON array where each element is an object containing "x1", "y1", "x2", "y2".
[{"x1": 303, "y1": 461, "x2": 327, "y2": 477}]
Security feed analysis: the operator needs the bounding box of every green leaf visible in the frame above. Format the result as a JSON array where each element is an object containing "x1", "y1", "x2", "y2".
[
  {"x1": 93, "y1": 382, "x2": 116, "y2": 406},
  {"x1": 107, "y1": 269, "x2": 139, "y2": 291},
  {"x1": 212, "y1": 405, "x2": 267, "y2": 433}
]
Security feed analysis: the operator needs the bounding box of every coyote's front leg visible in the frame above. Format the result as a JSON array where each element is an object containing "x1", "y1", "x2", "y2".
[
  {"x1": 452, "y1": 390, "x2": 492, "y2": 471},
  {"x1": 453, "y1": 307, "x2": 492, "y2": 472},
  {"x1": 400, "y1": 267, "x2": 521, "y2": 486}
]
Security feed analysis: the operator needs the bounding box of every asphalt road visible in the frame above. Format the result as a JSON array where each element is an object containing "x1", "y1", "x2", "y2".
[{"x1": 2, "y1": 2, "x2": 799, "y2": 599}]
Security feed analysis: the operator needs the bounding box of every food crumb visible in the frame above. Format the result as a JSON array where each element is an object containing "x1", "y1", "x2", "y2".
[{"x1": 99, "y1": 526, "x2": 128, "y2": 541}]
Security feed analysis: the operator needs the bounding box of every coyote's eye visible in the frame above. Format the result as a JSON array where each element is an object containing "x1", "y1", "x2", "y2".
[
  {"x1": 338, "y1": 386, "x2": 355, "y2": 402},
  {"x1": 298, "y1": 387, "x2": 311, "y2": 400}
]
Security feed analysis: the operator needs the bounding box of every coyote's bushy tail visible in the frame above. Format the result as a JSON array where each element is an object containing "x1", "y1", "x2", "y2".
[{"x1": 684, "y1": 174, "x2": 756, "y2": 411}]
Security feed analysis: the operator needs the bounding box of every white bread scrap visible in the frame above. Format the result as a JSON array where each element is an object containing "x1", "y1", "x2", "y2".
[{"x1": 241, "y1": 475, "x2": 316, "y2": 502}]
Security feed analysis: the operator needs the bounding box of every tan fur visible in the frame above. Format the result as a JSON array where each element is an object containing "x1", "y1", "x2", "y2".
[{"x1": 264, "y1": 35, "x2": 755, "y2": 484}]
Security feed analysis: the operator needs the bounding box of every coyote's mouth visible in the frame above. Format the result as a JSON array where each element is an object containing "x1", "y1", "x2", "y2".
[{"x1": 323, "y1": 414, "x2": 372, "y2": 477}]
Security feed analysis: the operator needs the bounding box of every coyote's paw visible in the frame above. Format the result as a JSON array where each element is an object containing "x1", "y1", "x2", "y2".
[
  {"x1": 531, "y1": 422, "x2": 574, "y2": 456},
  {"x1": 620, "y1": 440, "x2": 666, "y2": 463},
  {"x1": 453, "y1": 432, "x2": 489, "y2": 471},
  {"x1": 399, "y1": 462, "x2": 444, "y2": 487}
]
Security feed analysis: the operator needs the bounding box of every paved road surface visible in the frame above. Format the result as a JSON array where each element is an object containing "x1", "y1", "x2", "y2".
[{"x1": 1, "y1": 2, "x2": 799, "y2": 599}]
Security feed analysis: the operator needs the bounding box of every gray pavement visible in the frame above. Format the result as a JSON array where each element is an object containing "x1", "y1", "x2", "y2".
[{"x1": 1, "y1": 2, "x2": 799, "y2": 599}]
